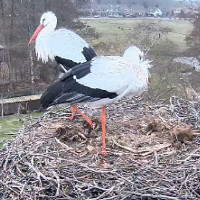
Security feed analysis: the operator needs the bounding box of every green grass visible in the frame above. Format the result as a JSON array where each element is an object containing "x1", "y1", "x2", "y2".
[
  {"x1": 82, "y1": 18, "x2": 193, "y2": 52},
  {"x1": 83, "y1": 18, "x2": 145, "y2": 51},
  {"x1": 160, "y1": 19, "x2": 192, "y2": 50},
  {"x1": 0, "y1": 112, "x2": 42, "y2": 148}
]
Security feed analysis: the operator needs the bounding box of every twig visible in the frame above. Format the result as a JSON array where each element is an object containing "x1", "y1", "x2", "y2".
[
  {"x1": 3, "y1": 147, "x2": 11, "y2": 171},
  {"x1": 0, "y1": 180, "x2": 20, "y2": 196},
  {"x1": 112, "y1": 137, "x2": 171, "y2": 156},
  {"x1": 52, "y1": 171, "x2": 61, "y2": 196},
  {"x1": 125, "y1": 191, "x2": 179, "y2": 200},
  {"x1": 26, "y1": 162, "x2": 53, "y2": 186},
  {"x1": 91, "y1": 186, "x2": 115, "y2": 200},
  {"x1": 141, "y1": 143, "x2": 171, "y2": 156},
  {"x1": 55, "y1": 137, "x2": 72, "y2": 150},
  {"x1": 112, "y1": 137, "x2": 138, "y2": 154},
  {"x1": 145, "y1": 32, "x2": 161, "y2": 57},
  {"x1": 154, "y1": 151, "x2": 158, "y2": 166},
  {"x1": 179, "y1": 147, "x2": 200, "y2": 162}
]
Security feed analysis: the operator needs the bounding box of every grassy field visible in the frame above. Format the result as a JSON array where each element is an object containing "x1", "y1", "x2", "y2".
[
  {"x1": 0, "y1": 112, "x2": 42, "y2": 148},
  {"x1": 0, "y1": 115, "x2": 22, "y2": 141},
  {"x1": 81, "y1": 18, "x2": 193, "y2": 53}
]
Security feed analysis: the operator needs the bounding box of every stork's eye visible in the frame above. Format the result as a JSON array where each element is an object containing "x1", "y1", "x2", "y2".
[{"x1": 41, "y1": 18, "x2": 47, "y2": 26}]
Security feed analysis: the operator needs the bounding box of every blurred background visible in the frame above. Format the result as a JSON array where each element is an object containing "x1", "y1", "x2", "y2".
[{"x1": 0, "y1": 0, "x2": 200, "y2": 102}]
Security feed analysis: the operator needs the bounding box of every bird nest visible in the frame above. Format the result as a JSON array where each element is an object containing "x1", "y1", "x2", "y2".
[
  {"x1": 0, "y1": 97, "x2": 200, "y2": 200},
  {"x1": 170, "y1": 96, "x2": 200, "y2": 129}
]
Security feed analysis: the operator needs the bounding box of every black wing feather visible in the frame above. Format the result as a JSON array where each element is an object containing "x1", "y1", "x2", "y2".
[
  {"x1": 41, "y1": 62, "x2": 117, "y2": 109},
  {"x1": 82, "y1": 47, "x2": 97, "y2": 61},
  {"x1": 55, "y1": 46, "x2": 97, "y2": 71},
  {"x1": 55, "y1": 56, "x2": 79, "y2": 71}
]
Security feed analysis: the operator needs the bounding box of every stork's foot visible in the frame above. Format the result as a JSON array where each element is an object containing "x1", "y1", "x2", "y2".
[
  {"x1": 99, "y1": 149, "x2": 108, "y2": 156},
  {"x1": 67, "y1": 116, "x2": 75, "y2": 120},
  {"x1": 67, "y1": 105, "x2": 76, "y2": 120},
  {"x1": 87, "y1": 121, "x2": 95, "y2": 130}
]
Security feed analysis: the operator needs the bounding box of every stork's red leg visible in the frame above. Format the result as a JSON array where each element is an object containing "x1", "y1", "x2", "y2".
[
  {"x1": 67, "y1": 105, "x2": 93, "y2": 129},
  {"x1": 75, "y1": 106, "x2": 94, "y2": 129},
  {"x1": 67, "y1": 105, "x2": 76, "y2": 120},
  {"x1": 101, "y1": 106, "x2": 107, "y2": 156}
]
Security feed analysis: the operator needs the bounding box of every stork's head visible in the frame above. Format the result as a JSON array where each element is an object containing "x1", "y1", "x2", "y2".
[
  {"x1": 123, "y1": 46, "x2": 144, "y2": 63},
  {"x1": 40, "y1": 12, "x2": 57, "y2": 28},
  {"x1": 29, "y1": 11, "x2": 57, "y2": 45}
]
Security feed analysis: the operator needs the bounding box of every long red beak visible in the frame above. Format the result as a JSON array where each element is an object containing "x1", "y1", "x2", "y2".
[{"x1": 28, "y1": 24, "x2": 44, "y2": 45}]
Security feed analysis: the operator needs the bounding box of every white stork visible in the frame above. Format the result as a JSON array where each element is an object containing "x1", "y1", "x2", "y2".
[
  {"x1": 29, "y1": 11, "x2": 97, "y2": 122},
  {"x1": 29, "y1": 11, "x2": 97, "y2": 72},
  {"x1": 40, "y1": 46, "x2": 151, "y2": 155}
]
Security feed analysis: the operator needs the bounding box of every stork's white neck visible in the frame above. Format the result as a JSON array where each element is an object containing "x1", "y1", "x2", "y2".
[{"x1": 35, "y1": 23, "x2": 56, "y2": 63}]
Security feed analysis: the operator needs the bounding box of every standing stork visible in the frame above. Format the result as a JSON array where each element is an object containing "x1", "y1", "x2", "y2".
[
  {"x1": 29, "y1": 11, "x2": 97, "y2": 125},
  {"x1": 40, "y1": 46, "x2": 151, "y2": 155},
  {"x1": 29, "y1": 11, "x2": 97, "y2": 71}
]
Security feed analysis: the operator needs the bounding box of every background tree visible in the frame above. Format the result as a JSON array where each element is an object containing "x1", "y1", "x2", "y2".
[
  {"x1": 0, "y1": 0, "x2": 92, "y2": 95},
  {"x1": 143, "y1": 2, "x2": 148, "y2": 9},
  {"x1": 117, "y1": 0, "x2": 121, "y2": 5},
  {"x1": 178, "y1": 9, "x2": 187, "y2": 19}
]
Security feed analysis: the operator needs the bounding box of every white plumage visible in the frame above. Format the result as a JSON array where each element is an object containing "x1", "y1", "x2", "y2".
[
  {"x1": 29, "y1": 11, "x2": 96, "y2": 67},
  {"x1": 76, "y1": 56, "x2": 149, "y2": 106},
  {"x1": 41, "y1": 46, "x2": 151, "y2": 155},
  {"x1": 42, "y1": 46, "x2": 151, "y2": 108},
  {"x1": 35, "y1": 28, "x2": 89, "y2": 63},
  {"x1": 123, "y1": 46, "x2": 144, "y2": 63}
]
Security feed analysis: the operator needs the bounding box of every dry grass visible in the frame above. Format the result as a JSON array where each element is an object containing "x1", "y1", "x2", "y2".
[
  {"x1": 82, "y1": 18, "x2": 193, "y2": 53},
  {"x1": 0, "y1": 97, "x2": 200, "y2": 199}
]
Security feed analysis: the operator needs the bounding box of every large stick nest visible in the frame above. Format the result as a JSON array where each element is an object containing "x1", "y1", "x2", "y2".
[{"x1": 0, "y1": 97, "x2": 200, "y2": 200}]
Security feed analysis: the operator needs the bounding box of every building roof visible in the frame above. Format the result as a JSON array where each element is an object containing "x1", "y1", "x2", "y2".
[
  {"x1": 148, "y1": 7, "x2": 162, "y2": 12},
  {"x1": 91, "y1": 3, "x2": 146, "y2": 14}
]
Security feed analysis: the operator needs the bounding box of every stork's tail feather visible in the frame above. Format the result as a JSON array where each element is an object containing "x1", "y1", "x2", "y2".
[
  {"x1": 82, "y1": 47, "x2": 97, "y2": 61},
  {"x1": 41, "y1": 80, "x2": 65, "y2": 109}
]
